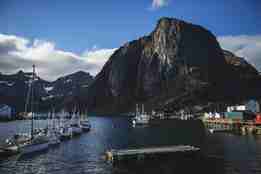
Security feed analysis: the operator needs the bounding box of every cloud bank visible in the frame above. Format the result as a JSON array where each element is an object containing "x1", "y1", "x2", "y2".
[
  {"x1": 1, "y1": 33, "x2": 260, "y2": 81},
  {"x1": 0, "y1": 34, "x2": 116, "y2": 81},
  {"x1": 151, "y1": 0, "x2": 169, "y2": 10},
  {"x1": 218, "y1": 35, "x2": 261, "y2": 71}
]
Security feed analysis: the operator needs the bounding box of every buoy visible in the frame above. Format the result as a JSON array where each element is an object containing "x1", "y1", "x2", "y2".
[{"x1": 105, "y1": 151, "x2": 113, "y2": 161}]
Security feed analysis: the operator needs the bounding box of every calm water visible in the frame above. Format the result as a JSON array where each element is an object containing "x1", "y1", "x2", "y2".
[{"x1": 0, "y1": 117, "x2": 261, "y2": 174}]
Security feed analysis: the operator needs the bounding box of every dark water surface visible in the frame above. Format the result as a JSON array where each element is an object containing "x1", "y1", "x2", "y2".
[{"x1": 0, "y1": 117, "x2": 260, "y2": 174}]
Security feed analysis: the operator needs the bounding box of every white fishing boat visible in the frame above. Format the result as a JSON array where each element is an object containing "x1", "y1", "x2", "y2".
[
  {"x1": 132, "y1": 104, "x2": 150, "y2": 125},
  {"x1": 19, "y1": 135, "x2": 49, "y2": 155},
  {"x1": 68, "y1": 107, "x2": 82, "y2": 137},
  {"x1": 80, "y1": 120, "x2": 91, "y2": 132},
  {"x1": 80, "y1": 111, "x2": 91, "y2": 132},
  {"x1": 59, "y1": 110, "x2": 72, "y2": 140},
  {"x1": 47, "y1": 111, "x2": 61, "y2": 146},
  {"x1": 18, "y1": 65, "x2": 50, "y2": 155},
  {"x1": 69, "y1": 108, "x2": 82, "y2": 136}
]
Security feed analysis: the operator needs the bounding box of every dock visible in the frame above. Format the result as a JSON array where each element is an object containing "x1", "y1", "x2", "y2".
[
  {"x1": 105, "y1": 145, "x2": 200, "y2": 164},
  {"x1": 202, "y1": 118, "x2": 261, "y2": 135}
]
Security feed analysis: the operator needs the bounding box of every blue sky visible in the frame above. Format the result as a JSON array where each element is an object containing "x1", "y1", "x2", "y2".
[
  {"x1": 1, "y1": 0, "x2": 260, "y2": 53},
  {"x1": 0, "y1": 0, "x2": 261, "y2": 80}
]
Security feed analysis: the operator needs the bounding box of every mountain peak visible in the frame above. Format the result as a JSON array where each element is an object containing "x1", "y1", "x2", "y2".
[
  {"x1": 88, "y1": 17, "x2": 260, "y2": 114},
  {"x1": 72, "y1": 71, "x2": 91, "y2": 76}
]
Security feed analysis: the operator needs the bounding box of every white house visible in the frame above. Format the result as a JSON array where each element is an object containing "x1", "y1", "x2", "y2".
[
  {"x1": 226, "y1": 100, "x2": 260, "y2": 113},
  {"x1": 227, "y1": 105, "x2": 246, "y2": 112}
]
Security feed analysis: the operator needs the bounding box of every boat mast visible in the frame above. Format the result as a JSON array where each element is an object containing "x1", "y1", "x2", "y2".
[
  {"x1": 136, "y1": 104, "x2": 138, "y2": 117},
  {"x1": 31, "y1": 64, "x2": 35, "y2": 140}
]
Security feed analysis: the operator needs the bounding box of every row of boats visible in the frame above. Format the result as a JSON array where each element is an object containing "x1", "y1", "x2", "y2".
[
  {"x1": 2, "y1": 111, "x2": 91, "y2": 157},
  {"x1": 131, "y1": 104, "x2": 195, "y2": 126},
  {"x1": 0, "y1": 65, "x2": 91, "y2": 157}
]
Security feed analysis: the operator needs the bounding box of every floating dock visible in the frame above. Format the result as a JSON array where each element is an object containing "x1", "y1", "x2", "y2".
[{"x1": 105, "y1": 145, "x2": 200, "y2": 164}]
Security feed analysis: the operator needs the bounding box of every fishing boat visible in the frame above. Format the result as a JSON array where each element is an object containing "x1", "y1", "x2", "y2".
[
  {"x1": 80, "y1": 120, "x2": 91, "y2": 132},
  {"x1": 60, "y1": 127, "x2": 72, "y2": 140},
  {"x1": 69, "y1": 108, "x2": 82, "y2": 136},
  {"x1": 59, "y1": 110, "x2": 72, "y2": 140},
  {"x1": 132, "y1": 104, "x2": 150, "y2": 125},
  {"x1": 47, "y1": 111, "x2": 61, "y2": 146},
  {"x1": 80, "y1": 111, "x2": 91, "y2": 132}
]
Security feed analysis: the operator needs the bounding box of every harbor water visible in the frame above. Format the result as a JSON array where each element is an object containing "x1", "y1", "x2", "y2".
[{"x1": 0, "y1": 117, "x2": 261, "y2": 174}]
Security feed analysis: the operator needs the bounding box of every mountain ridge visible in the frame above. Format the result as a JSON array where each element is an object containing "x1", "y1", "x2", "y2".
[{"x1": 0, "y1": 70, "x2": 94, "y2": 112}]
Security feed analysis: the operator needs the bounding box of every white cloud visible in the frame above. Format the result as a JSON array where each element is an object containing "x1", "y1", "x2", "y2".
[
  {"x1": 218, "y1": 35, "x2": 261, "y2": 71},
  {"x1": 0, "y1": 33, "x2": 116, "y2": 81},
  {"x1": 151, "y1": 0, "x2": 169, "y2": 10},
  {"x1": 82, "y1": 48, "x2": 117, "y2": 75}
]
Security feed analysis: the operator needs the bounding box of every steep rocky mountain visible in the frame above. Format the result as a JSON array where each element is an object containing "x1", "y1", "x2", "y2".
[
  {"x1": 88, "y1": 17, "x2": 261, "y2": 114},
  {"x1": 0, "y1": 70, "x2": 93, "y2": 112}
]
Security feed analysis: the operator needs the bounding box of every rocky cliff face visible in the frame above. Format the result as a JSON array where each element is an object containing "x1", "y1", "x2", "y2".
[{"x1": 88, "y1": 17, "x2": 254, "y2": 114}]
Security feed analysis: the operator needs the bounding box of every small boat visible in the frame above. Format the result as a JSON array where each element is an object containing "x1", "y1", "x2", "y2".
[
  {"x1": 69, "y1": 108, "x2": 82, "y2": 136},
  {"x1": 132, "y1": 104, "x2": 150, "y2": 126},
  {"x1": 47, "y1": 111, "x2": 61, "y2": 146},
  {"x1": 19, "y1": 135, "x2": 49, "y2": 155},
  {"x1": 59, "y1": 110, "x2": 72, "y2": 140},
  {"x1": 80, "y1": 120, "x2": 91, "y2": 132},
  {"x1": 80, "y1": 111, "x2": 91, "y2": 132},
  {"x1": 69, "y1": 125, "x2": 82, "y2": 136}
]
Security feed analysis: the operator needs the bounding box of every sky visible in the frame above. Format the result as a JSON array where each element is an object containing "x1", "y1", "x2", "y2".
[{"x1": 0, "y1": 0, "x2": 261, "y2": 81}]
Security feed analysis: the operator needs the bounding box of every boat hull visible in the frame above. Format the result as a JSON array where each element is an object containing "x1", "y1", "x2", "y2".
[
  {"x1": 60, "y1": 134, "x2": 71, "y2": 141},
  {"x1": 82, "y1": 127, "x2": 90, "y2": 132},
  {"x1": 19, "y1": 142, "x2": 49, "y2": 155},
  {"x1": 0, "y1": 146, "x2": 19, "y2": 157},
  {"x1": 132, "y1": 118, "x2": 149, "y2": 125},
  {"x1": 80, "y1": 120, "x2": 91, "y2": 132},
  {"x1": 49, "y1": 137, "x2": 61, "y2": 146},
  {"x1": 69, "y1": 127, "x2": 82, "y2": 136}
]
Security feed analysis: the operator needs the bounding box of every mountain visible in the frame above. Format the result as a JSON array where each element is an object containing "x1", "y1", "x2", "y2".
[
  {"x1": 87, "y1": 17, "x2": 261, "y2": 114},
  {"x1": 223, "y1": 50, "x2": 259, "y2": 78},
  {"x1": 0, "y1": 70, "x2": 94, "y2": 112}
]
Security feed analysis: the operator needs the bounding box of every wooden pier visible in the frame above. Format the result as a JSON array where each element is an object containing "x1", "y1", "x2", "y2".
[
  {"x1": 202, "y1": 118, "x2": 261, "y2": 135},
  {"x1": 105, "y1": 145, "x2": 200, "y2": 164}
]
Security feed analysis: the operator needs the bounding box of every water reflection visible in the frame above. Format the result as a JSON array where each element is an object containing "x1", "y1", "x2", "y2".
[{"x1": 0, "y1": 117, "x2": 260, "y2": 174}]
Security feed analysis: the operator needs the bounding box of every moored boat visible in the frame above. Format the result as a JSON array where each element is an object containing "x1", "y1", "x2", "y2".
[
  {"x1": 80, "y1": 111, "x2": 91, "y2": 132},
  {"x1": 132, "y1": 104, "x2": 150, "y2": 126},
  {"x1": 69, "y1": 108, "x2": 82, "y2": 136},
  {"x1": 17, "y1": 65, "x2": 50, "y2": 155},
  {"x1": 47, "y1": 111, "x2": 61, "y2": 146},
  {"x1": 80, "y1": 120, "x2": 91, "y2": 132}
]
